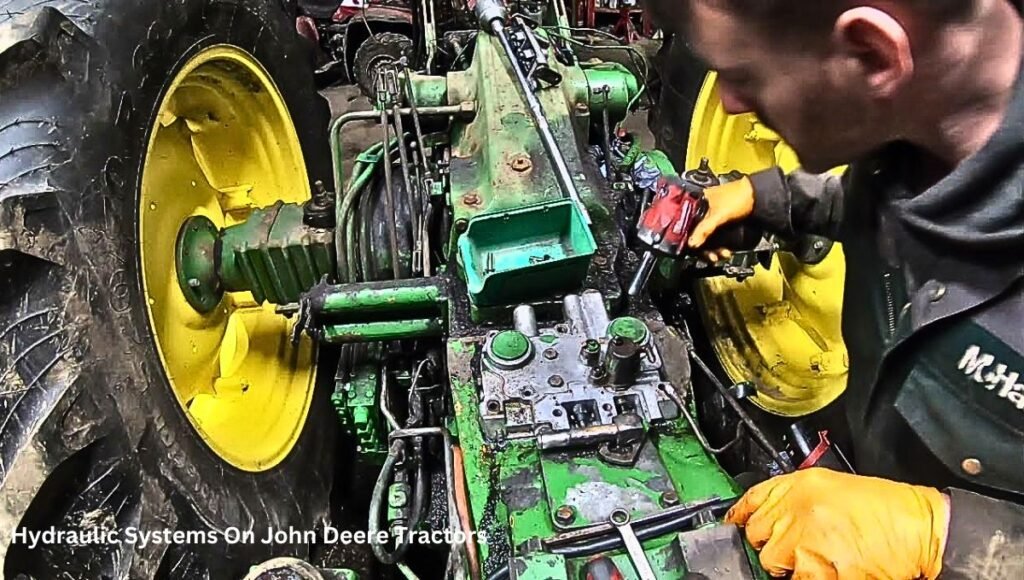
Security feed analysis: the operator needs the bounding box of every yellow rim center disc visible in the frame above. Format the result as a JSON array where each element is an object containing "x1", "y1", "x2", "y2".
[
  {"x1": 687, "y1": 72, "x2": 849, "y2": 417},
  {"x1": 139, "y1": 45, "x2": 317, "y2": 471}
]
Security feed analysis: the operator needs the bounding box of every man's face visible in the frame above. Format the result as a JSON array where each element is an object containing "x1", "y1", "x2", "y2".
[{"x1": 686, "y1": 3, "x2": 892, "y2": 172}]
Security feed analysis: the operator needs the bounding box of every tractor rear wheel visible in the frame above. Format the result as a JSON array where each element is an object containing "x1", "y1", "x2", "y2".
[
  {"x1": 0, "y1": 1, "x2": 336, "y2": 577},
  {"x1": 651, "y1": 36, "x2": 850, "y2": 465}
]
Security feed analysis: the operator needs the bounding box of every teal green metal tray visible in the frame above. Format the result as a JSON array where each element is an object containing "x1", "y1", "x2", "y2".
[{"x1": 458, "y1": 200, "x2": 597, "y2": 306}]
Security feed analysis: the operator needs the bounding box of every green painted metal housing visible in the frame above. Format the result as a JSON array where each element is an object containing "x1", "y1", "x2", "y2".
[
  {"x1": 175, "y1": 201, "x2": 335, "y2": 307},
  {"x1": 219, "y1": 202, "x2": 335, "y2": 303},
  {"x1": 440, "y1": 34, "x2": 630, "y2": 308},
  {"x1": 306, "y1": 277, "x2": 449, "y2": 344},
  {"x1": 332, "y1": 344, "x2": 388, "y2": 461},
  {"x1": 321, "y1": 318, "x2": 445, "y2": 344},
  {"x1": 310, "y1": 22, "x2": 766, "y2": 579},
  {"x1": 447, "y1": 334, "x2": 754, "y2": 579},
  {"x1": 581, "y1": 62, "x2": 640, "y2": 119}
]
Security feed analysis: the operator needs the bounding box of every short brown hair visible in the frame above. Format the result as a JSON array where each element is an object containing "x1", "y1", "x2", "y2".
[{"x1": 694, "y1": 0, "x2": 976, "y2": 30}]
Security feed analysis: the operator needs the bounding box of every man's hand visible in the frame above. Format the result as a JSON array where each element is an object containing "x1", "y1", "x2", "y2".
[
  {"x1": 726, "y1": 468, "x2": 951, "y2": 579},
  {"x1": 688, "y1": 176, "x2": 757, "y2": 260}
]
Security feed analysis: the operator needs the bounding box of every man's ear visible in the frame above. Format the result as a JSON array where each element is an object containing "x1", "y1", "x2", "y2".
[{"x1": 833, "y1": 7, "x2": 914, "y2": 98}]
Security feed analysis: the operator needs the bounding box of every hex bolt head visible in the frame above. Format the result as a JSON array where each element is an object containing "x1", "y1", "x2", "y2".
[
  {"x1": 554, "y1": 504, "x2": 576, "y2": 525},
  {"x1": 543, "y1": 348, "x2": 558, "y2": 360},
  {"x1": 454, "y1": 219, "x2": 469, "y2": 233},
  {"x1": 660, "y1": 491, "x2": 680, "y2": 507},
  {"x1": 548, "y1": 375, "x2": 564, "y2": 387},
  {"x1": 509, "y1": 154, "x2": 533, "y2": 172}
]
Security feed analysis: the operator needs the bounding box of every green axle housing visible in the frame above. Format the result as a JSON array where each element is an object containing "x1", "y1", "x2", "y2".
[{"x1": 176, "y1": 201, "x2": 335, "y2": 310}]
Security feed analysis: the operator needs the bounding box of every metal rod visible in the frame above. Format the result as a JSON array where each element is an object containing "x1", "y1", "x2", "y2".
[
  {"x1": 392, "y1": 110, "x2": 419, "y2": 247},
  {"x1": 400, "y1": 64, "x2": 430, "y2": 277},
  {"x1": 687, "y1": 344, "x2": 796, "y2": 472},
  {"x1": 421, "y1": 202, "x2": 433, "y2": 276},
  {"x1": 320, "y1": 318, "x2": 444, "y2": 344},
  {"x1": 381, "y1": 365, "x2": 401, "y2": 431},
  {"x1": 384, "y1": 69, "x2": 419, "y2": 258},
  {"x1": 421, "y1": 0, "x2": 438, "y2": 73},
  {"x1": 543, "y1": 496, "x2": 726, "y2": 548},
  {"x1": 329, "y1": 103, "x2": 472, "y2": 281},
  {"x1": 316, "y1": 280, "x2": 445, "y2": 318},
  {"x1": 402, "y1": 65, "x2": 431, "y2": 179},
  {"x1": 490, "y1": 20, "x2": 592, "y2": 225},
  {"x1": 600, "y1": 87, "x2": 615, "y2": 180},
  {"x1": 656, "y1": 382, "x2": 741, "y2": 455},
  {"x1": 329, "y1": 104, "x2": 474, "y2": 204},
  {"x1": 628, "y1": 251, "x2": 658, "y2": 297},
  {"x1": 548, "y1": 499, "x2": 736, "y2": 559},
  {"x1": 378, "y1": 103, "x2": 402, "y2": 280},
  {"x1": 680, "y1": 398, "x2": 744, "y2": 455}
]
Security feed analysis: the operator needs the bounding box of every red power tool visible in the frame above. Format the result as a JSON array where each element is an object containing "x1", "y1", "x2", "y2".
[{"x1": 627, "y1": 159, "x2": 720, "y2": 296}]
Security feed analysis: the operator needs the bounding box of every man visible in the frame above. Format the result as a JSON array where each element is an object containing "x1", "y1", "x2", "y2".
[{"x1": 669, "y1": 1, "x2": 1024, "y2": 578}]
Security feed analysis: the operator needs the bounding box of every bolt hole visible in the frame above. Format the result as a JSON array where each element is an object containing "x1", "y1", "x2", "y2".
[
  {"x1": 486, "y1": 400, "x2": 501, "y2": 412},
  {"x1": 552, "y1": 408, "x2": 563, "y2": 417},
  {"x1": 523, "y1": 389, "x2": 534, "y2": 397}
]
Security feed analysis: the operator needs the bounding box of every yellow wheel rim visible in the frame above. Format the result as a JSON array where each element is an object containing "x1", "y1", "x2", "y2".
[
  {"x1": 687, "y1": 72, "x2": 849, "y2": 417},
  {"x1": 139, "y1": 45, "x2": 316, "y2": 471}
]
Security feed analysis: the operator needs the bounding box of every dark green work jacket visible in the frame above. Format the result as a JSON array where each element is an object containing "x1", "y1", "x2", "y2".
[{"x1": 747, "y1": 61, "x2": 1024, "y2": 580}]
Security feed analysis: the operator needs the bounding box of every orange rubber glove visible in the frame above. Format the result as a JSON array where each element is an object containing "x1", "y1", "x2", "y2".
[
  {"x1": 726, "y1": 468, "x2": 951, "y2": 579},
  {"x1": 688, "y1": 176, "x2": 757, "y2": 255}
]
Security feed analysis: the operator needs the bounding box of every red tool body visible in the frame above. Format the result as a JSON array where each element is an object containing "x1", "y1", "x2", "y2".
[{"x1": 628, "y1": 159, "x2": 720, "y2": 296}]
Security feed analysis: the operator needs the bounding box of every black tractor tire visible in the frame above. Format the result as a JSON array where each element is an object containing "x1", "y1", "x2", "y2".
[
  {"x1": 0, "y1": 1, "x2": 336, "y2": 578},
  {"x1": 646, "y1": 35, "x2": 768, "y2": 473},
  {"x1": 351, "y1": 32, "x2": 414, "y2": 98},
  {"x1": 647, "y1": 35, "x2": 708, "y2": 169}
]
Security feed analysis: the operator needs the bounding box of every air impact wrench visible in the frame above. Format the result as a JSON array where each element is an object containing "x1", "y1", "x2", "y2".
[{"x1": 627, "y1": 159, "x2": 720, "y2": 296}]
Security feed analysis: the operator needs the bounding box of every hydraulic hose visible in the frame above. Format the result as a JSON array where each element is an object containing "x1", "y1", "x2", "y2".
[
  {"x1": 486, "y1": 565, "x2": 510, "y2": 580},
  {"x1": 369, "y1": 441, "x2": 406, "y2": 564},
  {"x1": 370, "y1": 440, "x2": 428, "y2": 565}
]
